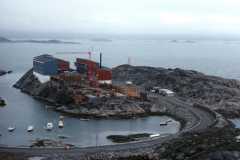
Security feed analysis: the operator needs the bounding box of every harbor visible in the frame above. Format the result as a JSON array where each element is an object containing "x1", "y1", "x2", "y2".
[{"x1": 0, "y1": 72, "x2": 179, "y2": 147}]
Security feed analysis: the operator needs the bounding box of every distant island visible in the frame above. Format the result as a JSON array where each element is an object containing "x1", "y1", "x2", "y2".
[
  {"x1": 0, "y1": 37, "x2": 81, "y2": 44},
  {"x1": 91, "y1": 39, "x2": 112, "y2": 42}
]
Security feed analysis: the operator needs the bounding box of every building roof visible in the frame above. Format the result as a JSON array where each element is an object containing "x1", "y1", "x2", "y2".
[{"x1": 33, "y1": 54, "x2": 57, "y2": 63}]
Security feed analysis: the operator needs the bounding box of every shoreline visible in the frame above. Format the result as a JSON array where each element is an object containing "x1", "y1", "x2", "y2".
[{"x1": 1, "y1": 64, "x2": 240, "y2": 159}]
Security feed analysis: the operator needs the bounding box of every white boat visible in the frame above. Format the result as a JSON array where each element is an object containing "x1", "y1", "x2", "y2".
[
  {"x1": 44, "y1": 123, "x2": 53, "y2": 130},
  {"x1": 58, "y1": 121, "x2": 64, "y2": 128},
  {"x1": 80, "y1": 118, "x2": 90, "y2": 121},
  {"x1": 9, "y1": 126, "x2": 15, "y2": 131},
  {"x1": 159, "y1": 122, "x2": 167, "y2": 126},
  {"x1": 166, "y1": 119, "x2": 172, "y2": 122},
  {"x1": 28, "y1": 126, "x2": 34, "y2": 131}
]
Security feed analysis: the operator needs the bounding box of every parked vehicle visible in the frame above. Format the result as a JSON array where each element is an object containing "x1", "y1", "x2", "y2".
[
  {"x1": 159, "y1": 89, "x2": 174, "y2": 97},
  {"x1": 126, "y1": 81, "x2": 132, "y2": 84}
]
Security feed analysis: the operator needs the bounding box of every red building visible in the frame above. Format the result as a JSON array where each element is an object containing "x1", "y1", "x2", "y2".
[
  {"x1": 75, "y1": 58, "x2": 112, "y2": 83},
  {"x1": 58, "y1": 59, "x2": 70, "y2": 73}
]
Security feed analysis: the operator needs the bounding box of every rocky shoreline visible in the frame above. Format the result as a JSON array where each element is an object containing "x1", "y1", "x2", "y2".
[
  {"x1": 0, "y1": 69, "x2": 7, "y2": 76},
  {"x1": 12, "y1": 65, "x2": 240, "y2": 129},
  {"x1": 0, "y1": 69, "x2": 12, "y2": 76},
  {"x1": 12, "y1": 68, "x2": 193, "y2": 130},
  {"x1": 5, "y1": 65, "x2": 240, "y2": 159},
  {"x1": 0, "y1": 97, "x2": 6, "y2": 106},
  {"x1": 112, "y1": 65, "x2": 240, "y2": 119},
  {"x1": 0, "y1": 69, "x2": 9, "y2": 106}
]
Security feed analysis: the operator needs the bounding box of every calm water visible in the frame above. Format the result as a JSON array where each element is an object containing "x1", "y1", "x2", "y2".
[
  {"x1": 229, "y1": 119, "x2": 240, "y2": 128},
  {"x1": 0, "y1": 39, "x2": 240, "y2": 146},
  {"x1": 0, "y1": 39, "x2": 240, "y2": 79}
]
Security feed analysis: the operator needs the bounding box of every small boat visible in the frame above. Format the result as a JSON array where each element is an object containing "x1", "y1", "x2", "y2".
[
  {"x1": 58, "y1": 121, "x2": 64, "y2": 128},
  {"x1": 9, "y1": 126, "x2": 15, "y2": 131},
  {"x1": 0, "y1": 132, "x2": 1, "y2": 136},
  {"x1": 166, "y1": 119, "x2": 172, "y2": 122},
  {"x1": 159, "y1": 122, "x2": 167, "y2": 126},
  {"x1": 59, "y1": 116, "x2": 64, "y2": 120},
  {"x1": 80, "y1": 118, "x2": 90, "y2": 121},
  {"x1": 28, "y1": 126, "x2": 34, "y2": 132},
  {"x1": 44, "y1": 123, "x2": 53, "y2": 130}
]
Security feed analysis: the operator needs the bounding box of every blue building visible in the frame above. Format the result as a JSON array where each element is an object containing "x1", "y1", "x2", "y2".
[{"x1": 33, "y1": 54, "x2": 58, "y2": 75}]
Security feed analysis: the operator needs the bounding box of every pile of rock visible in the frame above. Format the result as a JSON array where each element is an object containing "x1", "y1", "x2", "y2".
[
  {"x1": 39, "y1": 147, "x2": 156, "y2": 160},
  {"x1": 31, "y1": 139, "x2": 72, "y2": 148},
  {"x1": 154, "y1": 127, "x2": 240, "y2": 159}
]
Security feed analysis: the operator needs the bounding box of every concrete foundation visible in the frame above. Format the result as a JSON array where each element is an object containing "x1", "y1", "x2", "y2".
[{"x1": 33, "y1": 71, "x2": 50, "y2": 83}]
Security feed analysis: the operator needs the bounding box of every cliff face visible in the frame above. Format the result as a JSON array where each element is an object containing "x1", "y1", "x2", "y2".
[
  {"x1": 112, "y1": 65, "x2": 240, "y2": 118},
  {"x1": 13, "y1": 69, "x2": 74, "y2": 105}
]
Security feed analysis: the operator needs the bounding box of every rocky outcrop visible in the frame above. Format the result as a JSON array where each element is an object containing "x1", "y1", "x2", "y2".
[
  {"x1": 0, "y1": 69, "x2": 7, "y2": 76},
  {"x1": 112, "y1": 65, "x2": 240, "y2": 118},
  {"x1": 106, "y1": 133, "x2": 152, "y2": 143},
  {"x1": 155, "y1": 127, "x2": 240, "y2": 159},
  {"x1": 0, "y1": 69, "x2": 12, "y2": 76},
  {"x1": 0, "y1": 97, "x2": 6, "y2": 106},
  {"x1": 13, "y1": 68, "x2": 195, "y2": 132},
  {"x1": 13, "y1": 69, "x2": 74, "y2": 105},
  {"x1": 8, "y1": 65, "x2": 240, "y2": 159},
  {"x1": 31, "y1": 139, "x2": 73, "y2": 148}
]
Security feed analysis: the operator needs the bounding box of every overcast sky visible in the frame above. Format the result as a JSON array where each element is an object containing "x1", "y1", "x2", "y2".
[{"x1": 1, "y1": 0, "x2": 240, "y2": 39}]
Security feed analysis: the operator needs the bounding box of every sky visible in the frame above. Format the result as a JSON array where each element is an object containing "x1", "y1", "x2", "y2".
[{"x1": 1, "y1": 0, "x2": 240, "y2": 40}]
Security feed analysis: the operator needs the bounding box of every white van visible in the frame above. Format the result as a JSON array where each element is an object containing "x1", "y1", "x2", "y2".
[
  {"x1": 126, "y1": 81, "x2": 132, "y2": 84},
  {"x1": 159, "y1": 89, "x2": 174, "y2": 97}
]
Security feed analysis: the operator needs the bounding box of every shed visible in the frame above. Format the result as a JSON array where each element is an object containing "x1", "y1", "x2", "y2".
[{"x1": 140, "y1": 92, "x2": 149, "y2": 98}]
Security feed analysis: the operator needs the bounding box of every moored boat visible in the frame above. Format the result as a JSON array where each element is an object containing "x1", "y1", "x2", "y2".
[
  {"x1": 28, "y1": 126, "x2": 34, "y2": 131},
  {"x1": 58, "y1": 121, "x2": 64, "y2": 128},
  {"x1": 59, "y1": 116, "x2": 64, "y2": 120},
  {"x1": 44, "y1": 123, "x2": 53, "y2": 130},
  {"x1": 159, "y1": 122, "x2": 167, "y2": 126},
  {"x1": 9, "y1": 126, "x2": 15, "y2": 131},
  {"x1": 166, "y1": 119, "x2": 172, "y2": 122}
]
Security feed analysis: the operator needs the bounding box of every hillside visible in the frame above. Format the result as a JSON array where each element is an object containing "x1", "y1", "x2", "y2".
[
  {"x1": 112, "y1": 65, "x2": 240, "y2": 118},
  {"x1": 0, "y1": 37, "x2": 80, "y2": 44},
  {"x1": 0, "y1": 37, "x2": 12, "y2": 42}
]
